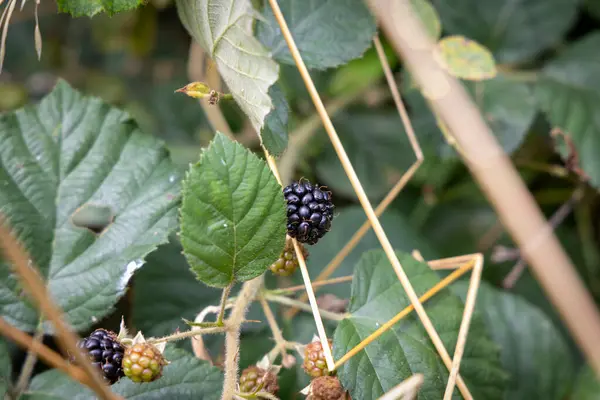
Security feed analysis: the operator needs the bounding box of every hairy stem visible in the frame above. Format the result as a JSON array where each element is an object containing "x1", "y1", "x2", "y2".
[
  {"x1": 149, "y1": 326, "x2": 227, "y2": 344},
  {"x1": 221, "y1": 276, "x2": 264, "y2": 400}
]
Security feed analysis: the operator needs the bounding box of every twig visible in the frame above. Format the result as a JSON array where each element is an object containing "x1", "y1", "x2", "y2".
[
  {"x1": 221, "y1": 276, "x2": 265, "y2": 400},
  {"x1": 264, "y1": 294, "x2": 346, "y2": 322},
  {"x1": 0, "y1": 317, "x2": 94, "y2": 392},
  {"x1": 217, "y1": 283, "x2": 234, "y2": 326},
  {"x1": 369, "y1": 0, "x2": 600, "y2": 375},
  {"x1": 378, "y1": 374, "x2": 424, "y2": 400},
  {"x1": 14, "y1": 319, "x2": 44, "y2": 394},
  {"x1": 270, "y1": 275, "x2": 353, "y2": 295},
  {"x1": 258, "y1": 294, "x2": 287, "y2": 361},
  {"x1": 149, "y1": 326, "x2": 227, "y2": 344},
  {"x1": 0, "y1": 218, "x2": 117, "y2": 400}
]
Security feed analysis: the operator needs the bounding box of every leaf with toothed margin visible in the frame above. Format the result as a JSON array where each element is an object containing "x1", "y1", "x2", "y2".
[
  {"x1": 56, "y1": 0, "x2": 146, "y2": 17},
  {"x1": 21, "y1": 347, "x2": 223, "y2": 399},
  {"x1": 257, "y1": 0, "x2": 377, "y2": 70},
  {"x1": 260, "y1": 84, "x2": 289, "y2": 157},
  {"x1": 0, "y1": 79, "x2": 181, "y2": 333},
  {"x1": 179, "y1": 132, "x2": 287, "y2": 288},
  {"x1": 176, "y1": 0, "x2": 279, "y2": 142},
  {"x1": 333, "y1": 250, "x2": 508, "y2": 400}
]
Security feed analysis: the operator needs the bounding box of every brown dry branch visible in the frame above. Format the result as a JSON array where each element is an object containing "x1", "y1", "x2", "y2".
[
  {"x1": 0, "y1": 218, "x2": 119, "y2": 399},
  {"x1": 368, "y1": 0, "x2": 600, "y2": 376}
]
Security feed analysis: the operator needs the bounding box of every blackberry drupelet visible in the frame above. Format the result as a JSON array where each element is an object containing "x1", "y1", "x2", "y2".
[
  {"x1": 284, "y1": 180, "x2": 334, "y2": 245},
  {"x1": 76, "y1": 329, "x2": 124, "y2": 384}
]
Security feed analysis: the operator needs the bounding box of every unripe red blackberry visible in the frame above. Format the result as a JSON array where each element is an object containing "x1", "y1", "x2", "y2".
[
  {"x1": 303, "y1": 339, "x2": 332, "y2": 378},
  {"x1": 239, "y1": 365, "x2": 279, "y2": 394},
  {"x1": 76, "y1": 329, "x2": 124, "y2": 384},
  {"x1": 308, "y1": 376, "x2": 347, "y2": 400},
  {"x1": 270, "y1": 238, "x2": 309, "y2": 276},
  {"x1": 122, "y1": 342, "x2": 167, "y2": 383},
  {"x1": 284, "y1": 180, "x2": 334, "y2": 245}
]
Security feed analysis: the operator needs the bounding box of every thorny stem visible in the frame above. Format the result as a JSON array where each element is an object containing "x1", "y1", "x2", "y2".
[
  {"x1": 222, "y1": 276, "x2": 264, "y2": 400},
  {"x1": 264, "y1": 293, "x2": 347, "y2": 321},
  {"x1": 217, "y1": 283, "x2": 234, "y2": 326},
  {"x1": 149, "y1": 326, "x2": 227, "y2": 344}
]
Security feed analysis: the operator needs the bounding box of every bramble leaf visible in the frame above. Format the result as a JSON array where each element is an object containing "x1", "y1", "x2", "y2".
[
  {"x1": 0, "y1": 80, "x2": 181, "y2": 333},
  {"x1": 333, "y1": 250, "x2": 508, "y2": 399},
  {"x1": 56, "y1": 0, "x2": 146, "y2": 17},
  {"x1": 261, "y1": 84, "x2": 289, "y2": 157},
  {"x1": 0, "y1": 339, "x2": 10, "y2": 398},
  {"x1": 179, "y1": 133, "x2": 286, "y2": 287},
  {"x1": 23, "y1": 347, "x2": 223, "y2": 399},
  {"x1": 176, "y1": 0, "x2": 279, "y2": 140},
  {"x1": 436, "y1": 35, "x2": 497, "y2": 81},
  {"x1": 572, "y1": 365, "x2": 600, "y2": 400},
  {"x1": 257, "y1": 0, "x2": 377, "y2": 70}
]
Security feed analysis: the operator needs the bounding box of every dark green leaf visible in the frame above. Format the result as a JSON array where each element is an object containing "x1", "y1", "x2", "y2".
[
  {"x1": 430, "y1": 0, "x2": 578, "y2": 63},
  {"x1": 176, "y1": 0, "x2": 279, "y2": 135},
  {"x1": 257, "y1": 0, "x2": 377, "y2": 70},
  {"x1": 572, "y1": 366, "x2": 600, "y2": 399},
  {"x1": 0, "y1": 339, "x2": 10, "y2": 398},
  {"x1": 0, "y1": 80, "x2": 181, "y2": 332},
  {"x1": 334, "y1": 250, "x2": 507, "y2": 400},
  {"x1": 454, "y1": 282, "x2": 574, "y2": 400},
  {"x1": 24, "y1": 347, "x2": 223, "y2": 399},
  {"x1": 261, "y1": 84, "x2": 289, "y2": 157},
  {"x1": 180, "y1": 133, "x2": 286, "y2": 287},
  {"x1": 536, "y1": 33, "x2": 600, "y2": 187},
  {"x1": 56, "y1": 0, "x2": 146, "y2": 17}
]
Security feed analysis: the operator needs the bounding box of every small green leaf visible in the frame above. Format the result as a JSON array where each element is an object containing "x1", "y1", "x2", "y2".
[
  {"x1": 132, "y1": 238, "x2": 220, "y2": 339},
  {"x1": 261, "y1": 84, "x2": 289, "y2": 157},
  {"x1": 180, "y1": 133, "x2": 286, "y2": 287},
  {"x1": 334, "y1": 250, "x2": 508, "y2": 399},
  {"x1": 536, "y1": 33, "x2": 600, "y2": 188},
  {"x1": 454, "y1": 282, "x2": 575, "y2": 400},
  {"x1": 56, "y1": 0, "x2": 146, "y2": 17},
  {"x1": 0, "y1": 80, "x2": 181, "y2": 332},
  {"x1": 176, "y1": 0, "x2": 279, "y2": 135},
  {"x1": 0, "y1": 339, "x2": 10, "y2": 398},
  {"x1": 410, "y1": 0, "x2": 442, "y2": 41},
  {"x1": 257, "y1": 0, "x2": 377, "y2": 70},
  {"x1": 572, "y1": 365, "x2": 600, "y2": 399},
  {"x1": 23, "y1": 347, "x2": 223, "y2": 399},
  {"x1": 431, "y1": 0, "x2": 578, "y2": 63},
  {"x1": 436, "y1": 36, "x2": 497, "y2": 81}
]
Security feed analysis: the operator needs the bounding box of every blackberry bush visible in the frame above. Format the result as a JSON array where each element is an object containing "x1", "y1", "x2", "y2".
[
  {"x1": 76, "y1": 329, "x2": 124, "y2": 385},
  {"x1": 284, "y1": 180, "x2": 335, "y2": 245}
]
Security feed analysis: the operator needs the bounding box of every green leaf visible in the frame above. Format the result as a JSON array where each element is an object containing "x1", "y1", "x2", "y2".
[
  {"x1": 333, "y1": 250, "x2": 507, "y2": 400},
  {"x1": 176, "y1": 0, "x2": 279, "y2": 134},
  {"x1": 0, "y1": 80, "x2": 181, "y2": 332},
  {"x1": 261, "y1": 84, "x2": 289, "y2": 157},
  {"x1": 454, "y1": 282, "x2": 574, "y2": 400},
  {"x1": 23, "y1": 347, "x2": 223, "y2": 399},
  {"x1": 405, "y1": 74, "x2": 536, "y2": 158},
  {"x1": 0, "y1": 339, "x2": 10, "y2": 398},
  {"x1": 410, "y1": 0, "x2": 442, "y2": 41},
  {"x1": 132, "y1": 238, "x2": 220, "y2": 338},
  {"x1": 180, "y1": 133, "x2": 286, "y2": 287},
  {"x1": 536, "y1": 33, "x2": 600, "y2": 188},
  {"x1": 430, "y1": 0, "x2": 579, "y2": 64},
  {"x1": 437, "y1": 36, "x2": 497, "y2": 81},
  {"x1": 572, "y1": 366, "x2": 600, "y2": 399},
  {"x1": 56, "y1": 0, "x2": 146, "y2": 17},
  {"x1": 257, "y1": 0, "x2": 377, "y2": 70}
]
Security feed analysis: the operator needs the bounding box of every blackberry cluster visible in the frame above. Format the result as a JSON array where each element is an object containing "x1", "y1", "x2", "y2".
[
  {"x1": 270, "y1": 238, "x2": 308, "y2": 276},
  {"x1": 303, "y1": 339, "x2": 333, "y2": 378},
  {"x1": 76, "y1": 329, "x2": 124, "y2": 384},
  {"x1": 239, "y1": 365, "x2": 279, "y2": 395},
  {"x1": 284, "y1": 180, "x2": 334, "y2": 245},
  {"x1": 122, "y1": 342, "x2": 166, "y2": 383},
  {"x1": 309, "y1": 376, "x2": 348, "y2": 400}
]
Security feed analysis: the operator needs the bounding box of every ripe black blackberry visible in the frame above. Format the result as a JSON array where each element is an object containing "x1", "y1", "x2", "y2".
[
  {"x1": 76, "y1": 329, "x2": 124, "y2": 384},
  {"x1": 283, "y1": 180, "x2": 334, "y2": 245}
]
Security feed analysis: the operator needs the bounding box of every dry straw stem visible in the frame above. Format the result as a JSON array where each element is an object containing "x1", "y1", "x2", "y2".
[
  {"x1": 0, "y1": 218, "x2": 118, "y2": 400},
  {"x1": 285, "y1": 34, "x2": 424, "y2": 319},
  {"x1": 368, "y1": 0, "x2": 600, "y2": 376},
  {"x1": 266, "y1": 2, "x2": 472, "y2": 397},
  {"x1": 258, "y1": 294, "x2": 287, "y2": 361},
  {"x1": 378, "y1": 373, "x2": 424, "y2": 400},
  {"x1": 0, "y1": 316, "x2": 94, "y2": 391}
]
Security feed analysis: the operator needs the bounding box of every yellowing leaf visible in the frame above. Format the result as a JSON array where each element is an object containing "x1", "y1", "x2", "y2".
[{"x1": 436, "y1": 35, "x2": 497, "y2": 81}]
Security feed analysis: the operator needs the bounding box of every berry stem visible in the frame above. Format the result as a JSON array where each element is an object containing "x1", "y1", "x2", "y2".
[
  {"x1": 217, "y1": 283, "x2": 234, "y2": 326},
  {"x1": 222, "y1": 276, "x2": 264, "y2": 400},
  {"x1": 149, "y1": 326, "x2": 227, "y2": 344},
  {"x1": 258, "y1": 294, "x2": 287, "y2": 362},
  {"x1": 263, "y1": 293, "x2": 347, "y2": 321}
]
